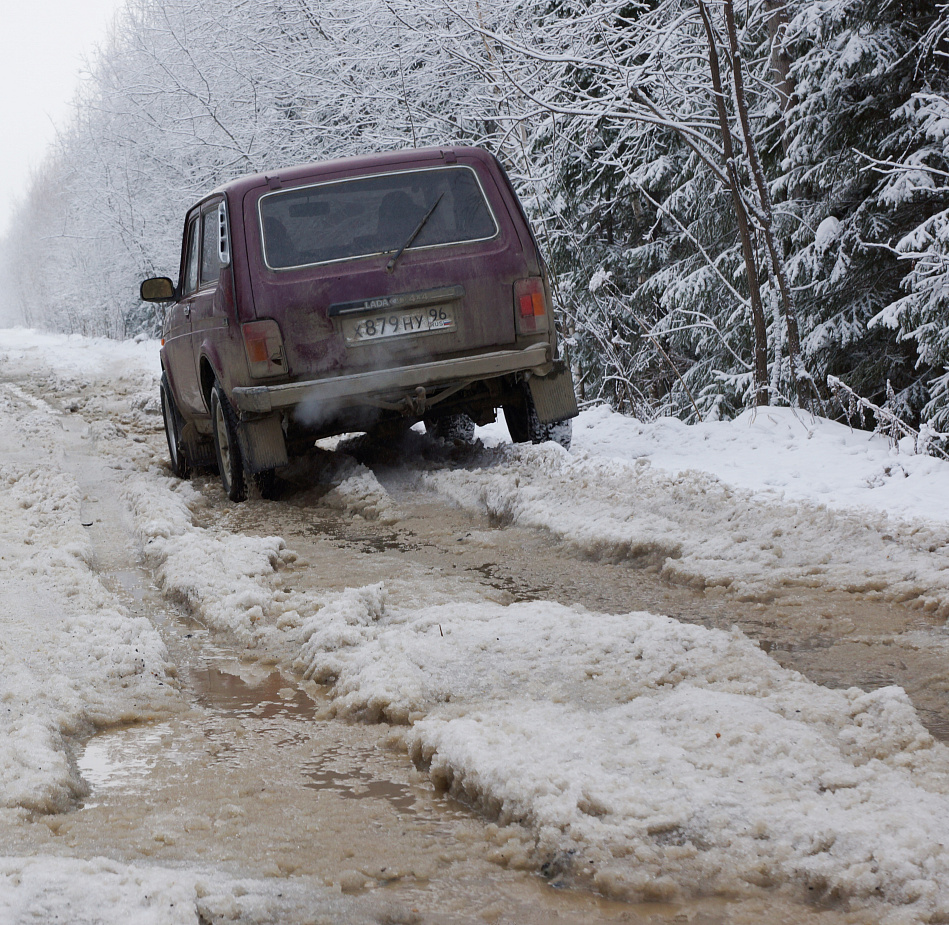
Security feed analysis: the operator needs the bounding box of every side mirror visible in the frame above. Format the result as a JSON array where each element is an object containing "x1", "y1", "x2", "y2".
[{"x1": 140, "y1": 277, "x2": 176, "y2": 303}]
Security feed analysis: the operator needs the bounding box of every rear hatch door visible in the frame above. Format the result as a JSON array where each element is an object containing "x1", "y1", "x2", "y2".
[{"x1": 244, "y1": 156, "x2": 531, "y2": 381}]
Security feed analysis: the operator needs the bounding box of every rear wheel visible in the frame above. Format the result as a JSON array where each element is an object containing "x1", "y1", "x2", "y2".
[
  {"x1": 211, "y1": 383, "x2": 247, "y2": 502},
  {"x1": 544, "y1": 418, "x2": 573, "y2": 449},
  {"x1": 160, "y1": 373, "x2": 191, "y2": 478},
  {"x1": 503, "y1": 386, "x2": 572, "y2": 450},
  {"x1": 425, "y1": 413, "x2": 476, "y2": 443}
]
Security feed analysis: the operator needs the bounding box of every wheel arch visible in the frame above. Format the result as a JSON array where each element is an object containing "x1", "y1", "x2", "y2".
[
  {"x1": 160, "y1": 361, "x2": 186, "y2": 415},
  {"x1": 199, "y1": 355, "x2": 220, "y2": 412}
]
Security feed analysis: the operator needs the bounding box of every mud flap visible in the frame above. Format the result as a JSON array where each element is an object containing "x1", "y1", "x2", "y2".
[
  {"x1": 237, "y1": 415, "x2": 288, "y2": 474},
  {"x1": 180, "y1": 421, "x2": 217, "y2": 468},
  {"x1": 527, "y1": 361, "x2": 579, "y2": 425}
]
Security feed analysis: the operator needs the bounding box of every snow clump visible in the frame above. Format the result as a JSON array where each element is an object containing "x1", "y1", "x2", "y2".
[{"x1": 292, "y1": 592, "x2": 949, "y2": 920}]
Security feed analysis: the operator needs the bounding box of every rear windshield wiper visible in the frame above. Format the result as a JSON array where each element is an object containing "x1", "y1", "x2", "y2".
[{"x1": 386, "y1": 193, "x2": 444, "y2": 274}]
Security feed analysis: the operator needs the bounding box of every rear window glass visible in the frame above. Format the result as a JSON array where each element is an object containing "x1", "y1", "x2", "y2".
[{"x1": 259, "y1": 166, "x2": 498, "y2": 269}]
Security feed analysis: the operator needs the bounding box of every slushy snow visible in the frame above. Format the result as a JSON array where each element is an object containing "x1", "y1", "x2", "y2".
[
  {"x1": 423, "y1": 437, "x2": 949, "y2": 613},
  {"x1": 4, "y1": 328, "x2": 949, "y2": 923},
  {"x1": 0, "y1": 428, "x2": 175, "y2": 814}
]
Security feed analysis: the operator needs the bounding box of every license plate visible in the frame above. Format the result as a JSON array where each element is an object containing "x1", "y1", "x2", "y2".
[{"x1": 342, "y1": 305, "x2": 456, "y2": 344}]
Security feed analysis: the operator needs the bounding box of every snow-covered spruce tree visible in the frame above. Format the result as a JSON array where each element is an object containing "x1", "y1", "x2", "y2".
[
  {"x1": 438, "y1": 0, "x2": 820, "y2": 417},
  {"x1": 779, "y1": 0, "x2": 949, "y2": 427},
  {"x1": 864, "y1": 5, "x2": 949, "y2": 436},
  {"x1": 532, "y1": 110, "x2": 751, "y2": 420}
]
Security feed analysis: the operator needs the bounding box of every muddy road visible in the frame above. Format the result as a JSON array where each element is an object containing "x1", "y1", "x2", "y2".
[
  {"x1": 2, "y1": 349, "x2": 948, "y2": 924},
  {"x1": 215, "y1": 433, "x2": 949, "y2": 743}
]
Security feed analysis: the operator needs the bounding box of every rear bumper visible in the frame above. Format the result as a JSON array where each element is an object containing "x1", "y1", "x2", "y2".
[{"x1": 231, "y1": 342, "x2": 552, "y2": 415}]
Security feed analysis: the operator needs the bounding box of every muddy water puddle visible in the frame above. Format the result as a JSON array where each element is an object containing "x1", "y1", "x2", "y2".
[
  {"x1": 65, "y1": 641, "x2": 859, "y2": 925},
  {"x1": 57, "y1": 564, "x2": 717, "y2": 924}
]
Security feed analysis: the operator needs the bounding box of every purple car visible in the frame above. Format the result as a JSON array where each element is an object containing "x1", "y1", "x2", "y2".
[{"x1": 141, "y1": 146, "x2": 577, "y2": 501}]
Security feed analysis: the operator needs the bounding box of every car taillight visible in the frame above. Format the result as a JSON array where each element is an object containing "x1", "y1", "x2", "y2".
[
  {"x1": 243, "y1": 320, "x2": 286, "y2": 378},
  {"x1": 514, "y1": 277, "x2": 549, "y2": 334}
]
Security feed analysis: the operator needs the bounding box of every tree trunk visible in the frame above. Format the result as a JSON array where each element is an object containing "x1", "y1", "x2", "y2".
[
  {"x1": 764, "y1": 0, "x2": 794, "y2": 127},
  {"x1": 723, "y1": 0, "x2": 818, "y2": 411},
  {"x1": 699, "y1": 0, "x2": 769, "y2": 406}
]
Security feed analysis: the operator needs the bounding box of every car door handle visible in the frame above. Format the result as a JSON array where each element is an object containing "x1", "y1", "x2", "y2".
[{"x1": 183, "y1": 304, "x2": 192, "y2": 318}]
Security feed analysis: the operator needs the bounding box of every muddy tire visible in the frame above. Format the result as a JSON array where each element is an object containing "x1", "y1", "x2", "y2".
[
  {"x1": 253, "y1": 468, "x2": 280, "y2": 501},
  {"x1": 211, "y1": 383, "x2": 247, "y2": 502},
  {"x1": 425, "y1": 413, "x2": 476, "y2": 443},
  {"x1": 503, "y1": 387, "x2": 572, "y2": 450},
  {"x1": 160, "y1": 372, "x2": 191, "y2": 479},
  {"x1": 544, "y1": 419, "x2": 573, "y2": 450}
]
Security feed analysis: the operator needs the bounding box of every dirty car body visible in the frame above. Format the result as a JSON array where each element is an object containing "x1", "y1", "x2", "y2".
[{"x1": 142, "y1": 146, "x2": 578, "y2": 500}]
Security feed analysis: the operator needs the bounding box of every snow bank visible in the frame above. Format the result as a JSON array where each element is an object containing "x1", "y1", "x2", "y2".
[
  {"x1": 291, "y1": 591, "x2": 949, "y2": 921},
  {"x1": 0, "y1": 858, "x2": 198, "y2": 925},
  {"x1": 0, "y1": 461, "x2": 175, "y2": 813},
  {"x1": 123, "y1": 475, "x2": 293, "y2": 649},
  {"x1": 0, "y1": 328, "x2": 160, "y2": 381},
  {"x1": 425, "y1": 440, "x2": 949, "y2": 613},
  {"x1": 569, "y1": 403, "x2": 949, "y2": 528}
]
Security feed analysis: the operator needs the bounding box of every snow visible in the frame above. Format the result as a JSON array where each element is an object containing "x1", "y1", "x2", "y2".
[
  {"x1": 427, "y1": 431, "x2": 949, "y2": 613},
  {"x1": 814, "y1": 215, "x2": 841, "y2": 251},
  {"x1": 4, "y1": 328, "x2": 949, "y2": 922},
  {"x1": 570, "y1": 402, "x2": 949, "y2": 528},
  {"x1": 123, "y1": 473, "x2": 292, "y2": 648},
  {"x1": 0, "y1": 440, "x2": 177, "y2": 816},
  {"x1": 0, "y1": 327, "x2": 161, "y2": 380},
  {"x1": 0, "y1": 858, "x2": 381, "y2": 925},
  {"x1": 588, "y1": 267, "x2": 613, "y2": 292}
]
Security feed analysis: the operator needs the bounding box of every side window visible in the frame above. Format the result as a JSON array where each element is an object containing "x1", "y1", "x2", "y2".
[
  {"x1": 182, "y1": 216, "x2": 200, "y2": 296},
  {"x1": 200, "y1": 203, "x2": 222, "y2": 287}
]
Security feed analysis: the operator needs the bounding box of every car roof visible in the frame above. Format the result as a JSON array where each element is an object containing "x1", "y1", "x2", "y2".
[{"x1": 207, "y1": 146, "x2": 495, "y2": 201}]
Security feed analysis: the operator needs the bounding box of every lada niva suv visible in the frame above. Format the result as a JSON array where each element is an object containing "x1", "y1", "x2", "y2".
[{"x1": 141, "y1": 146, "x2": 578, "y2": 501}]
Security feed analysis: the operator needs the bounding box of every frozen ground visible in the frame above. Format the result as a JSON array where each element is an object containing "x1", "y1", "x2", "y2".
[{"x1": 2, "y1": 327, "x2": 949, "y2": 923}]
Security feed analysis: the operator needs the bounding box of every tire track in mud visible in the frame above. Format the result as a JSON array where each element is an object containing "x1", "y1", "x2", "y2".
[{"x1": 208, "y1": 433, "x2": 949, "y2": 744}]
